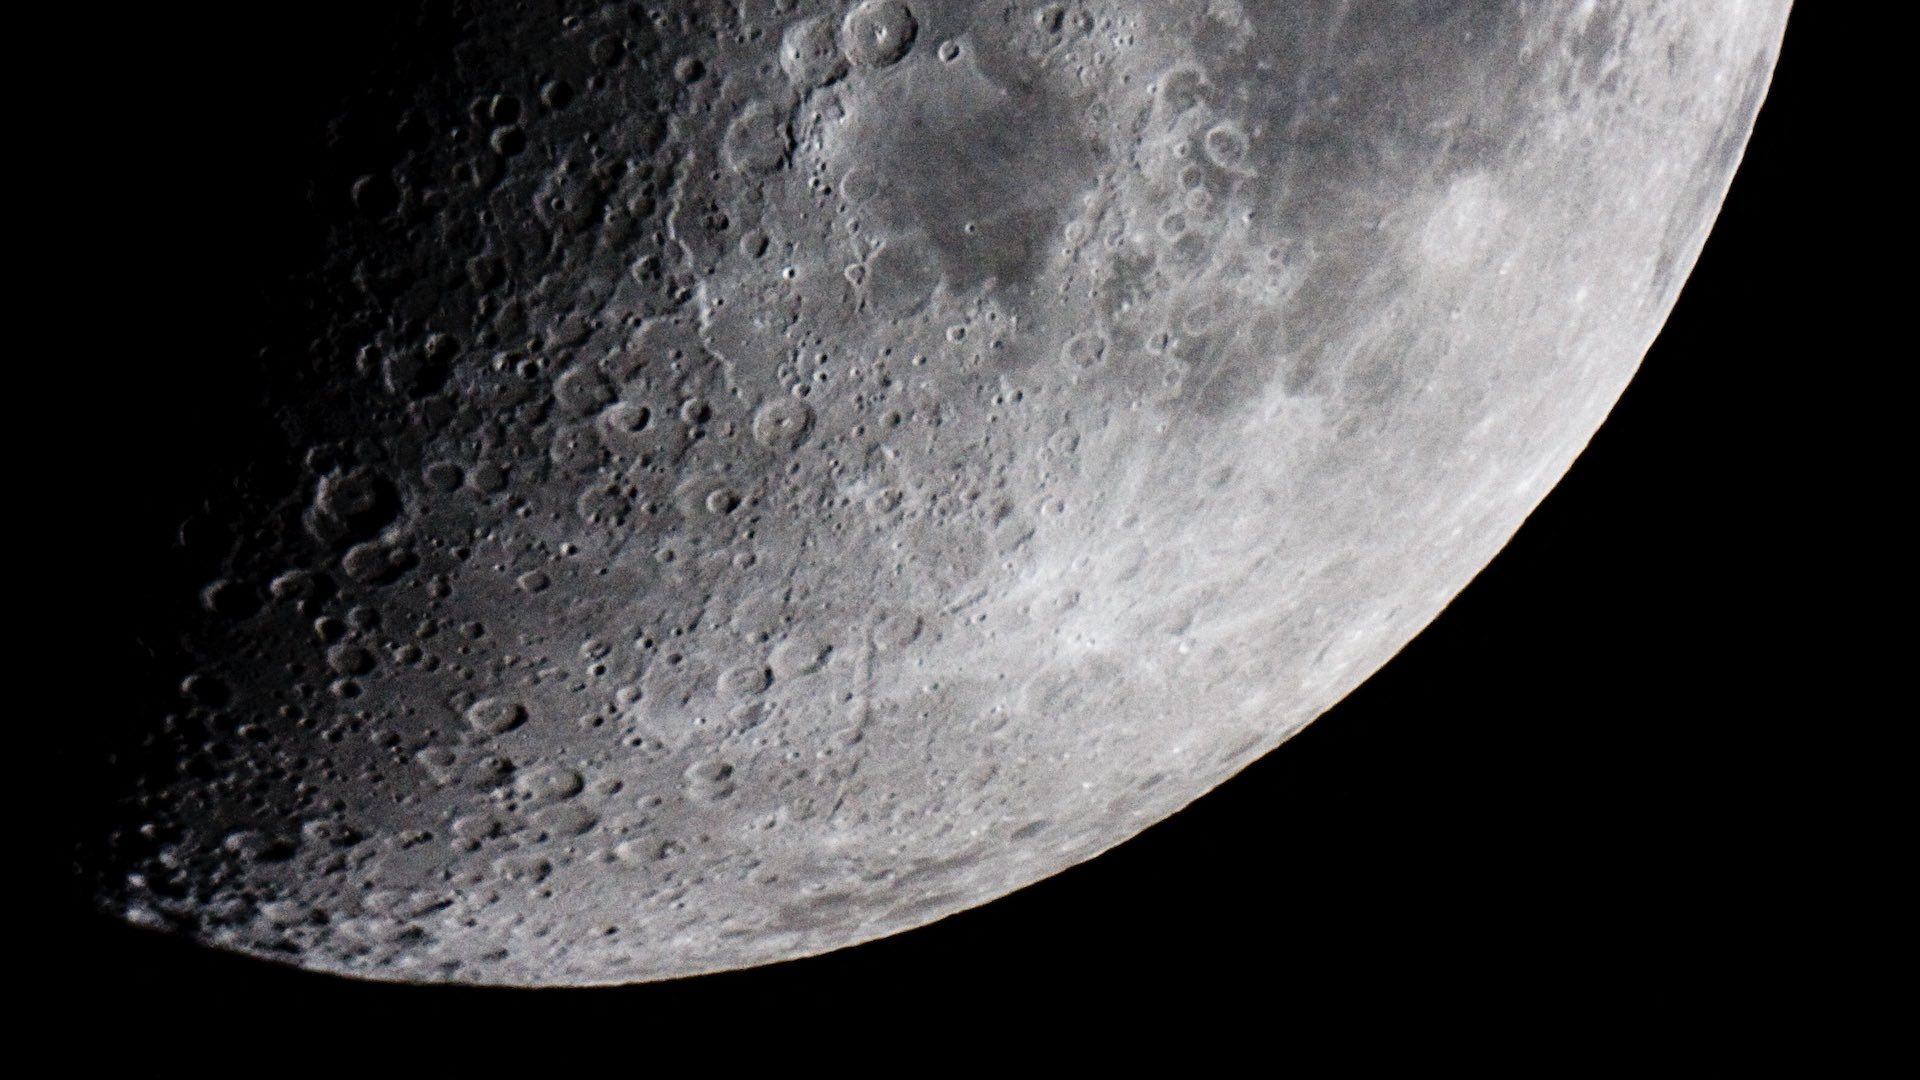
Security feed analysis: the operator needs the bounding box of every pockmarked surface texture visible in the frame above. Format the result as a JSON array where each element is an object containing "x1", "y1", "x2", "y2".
[{"x1": 76, "y1": 1, "x2": 1789, "y2": 984}]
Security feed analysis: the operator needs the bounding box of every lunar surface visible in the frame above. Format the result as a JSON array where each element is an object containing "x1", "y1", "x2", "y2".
[{"x1": 71, "y1": 1, "x2": 1789, "y2": 985}]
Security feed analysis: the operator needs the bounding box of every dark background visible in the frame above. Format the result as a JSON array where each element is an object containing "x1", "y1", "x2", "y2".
[{"x1": 40, "y1": 5, "x2": 1845, "y2": 1026}]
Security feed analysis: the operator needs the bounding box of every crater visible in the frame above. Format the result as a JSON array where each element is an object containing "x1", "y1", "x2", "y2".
[{"x1": 826, "y1": 37, "x2": 1097, "y2": 314}]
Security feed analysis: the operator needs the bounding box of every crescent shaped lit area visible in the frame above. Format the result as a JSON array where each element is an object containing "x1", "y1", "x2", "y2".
[{"x1": 71, "y1": 0, "x2": 1790, "y2": 985}]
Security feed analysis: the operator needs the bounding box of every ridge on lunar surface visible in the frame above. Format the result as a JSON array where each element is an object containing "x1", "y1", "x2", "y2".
[{"x1": 74, "y1": 1, "x2": 1790, "y2": 985}]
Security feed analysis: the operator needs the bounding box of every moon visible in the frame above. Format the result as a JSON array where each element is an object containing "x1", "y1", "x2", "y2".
[{"x1": 70, "y1": 1, "x2": 1790, "y2": 985}]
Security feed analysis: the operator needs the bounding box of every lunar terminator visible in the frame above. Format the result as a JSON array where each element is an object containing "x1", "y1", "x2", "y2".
[{"x1": 74, "y1": 1, "x2": 1790, "y2": 984}]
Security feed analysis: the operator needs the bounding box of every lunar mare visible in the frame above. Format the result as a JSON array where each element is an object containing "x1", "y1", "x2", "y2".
[{"x1": 76, "y1": 1, "x2": 1788, "y2": 984}]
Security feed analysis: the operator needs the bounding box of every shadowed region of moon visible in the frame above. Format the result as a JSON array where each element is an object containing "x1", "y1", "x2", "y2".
[{"x1": 71, "y1": 0, "x2": 1789, "y2": 985}]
